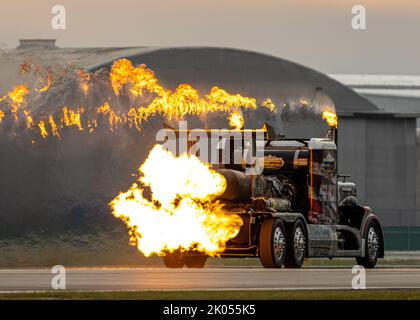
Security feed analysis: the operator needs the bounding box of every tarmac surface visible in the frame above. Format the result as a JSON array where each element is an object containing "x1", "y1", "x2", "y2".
[{"x1": 1, "y1": 267, "x2": 420, "y2": 292}]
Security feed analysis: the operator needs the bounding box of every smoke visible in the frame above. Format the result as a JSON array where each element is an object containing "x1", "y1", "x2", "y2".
[{"x1": 0, "y1": 57, "x2": 165, "y2": 266}]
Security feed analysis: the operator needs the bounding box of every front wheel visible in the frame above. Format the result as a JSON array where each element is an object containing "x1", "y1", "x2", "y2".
[
  {"x1": 259, "y1": 218, "x2": 287, "y2": 268},
  {"x1": 356, "y1": 222, "x2": 381, "y2": 268},
  {"x1": 284, "y1": 219, "x2": 307, "y2": 268}
]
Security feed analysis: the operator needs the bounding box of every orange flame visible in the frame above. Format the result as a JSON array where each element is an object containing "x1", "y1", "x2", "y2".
[
  {"x1": 97, "y1": 102, "x2": 125, "y2": 131},
  {"x1": 37, "y1": 121, "x2": 48, "y2": 138},
  {"x1": 110, "y1": 59, "x2": 164, "y2": 97},
  {"x1": 322, "y1": 110, "x2": 338, "y2": 128},
  {"x1": 109, "y1": 59, "x2": 273, "y2": 123},
  {"x1": 37, "y1": 74, "x2": 53, "y2": 93},
  {"x1": 110, "y1": 144, "x2": 242, "y2": 257},
  {"x1": 8, "y1": 85, "x2": 30, "y2": 122},
  {"x1": 0, "y1": 59, "x2": 276, "y2": 139},
  {"x1": 62, "y1": 107, "x2": 84, "y2": 131},
  {"x1": 77, "y1": 70, "x2": 91, "y2": 95},
  {"x1": 228, "y1": 111, "x2": 244, "y2": 130},
  {"x1": 19, "y1": 59, "x2": 32, "y2": 75},
  {"x1": 24, "y1": 110, "x2": 34, "y2": 129},
  {"x1": 261, "y1": 98, "x2": 276, "y2": 112},
  {"x1": 49, "y1": 115, "x2": 60, "y2": 139}
]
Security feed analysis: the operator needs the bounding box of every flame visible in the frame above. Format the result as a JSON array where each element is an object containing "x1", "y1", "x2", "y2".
[
  {"x1": 0, "y1": 110, "x2": 4, "y2": 123},
  {"x1": 48, "y1": 115, "x2": 60, "y2": 139},
  {"x1": 77, "y1": 70, "x2": 91, "y2": 95},
  {"x1": 24, "y1": 110, "x2": 34, "y2": 129},
  {"x1": 97, "y1": 102, "x2": 125, "y2": 131},
  {"x1": 110, "y1": 144, "x2": 243, "y2": 257},
  {"x1": 37, "y1": 74, "x2": 53, "y2": 93},
  {"x1": 62, "y1": 107, "x2": 84, "y2": 131},
  {"x1": 261, "y1": 98, "x2": 276, "y2": 112},
  {"x1": 0, "y1": 59, "x2": 276, "y2": 140},
  {"x1": 19, "y1": 59, "x2": 32, "y2": 75},
  {"x1": 87, "y1": 119, "x2": 98, "y2": 133},
  {"x1": 8, "y1": 85, "x2": 29, "y2": 105},
  {"x1": 37, "y1": 121, "x2": 48, "y2": 138},
  {"x1": 110, "y1": 59, "x2": 164, "y2": 97},
  {"x1": 322, "y1": 110, "x2": 338, "y2": 128},
  {"x1": 109, "y1": 59, "x2": 273, "y2": 122},
  {"x1": 228, "y1": 111, "x2": 244, "y2": 130},
  {"x1": 8, "y1": 85, "x2": 29, "y2": 122}
]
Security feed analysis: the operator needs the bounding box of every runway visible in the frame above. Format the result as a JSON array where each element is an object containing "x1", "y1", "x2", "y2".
[{"x1": 1, "y1": 268, "x2": 420, "y2": 291}]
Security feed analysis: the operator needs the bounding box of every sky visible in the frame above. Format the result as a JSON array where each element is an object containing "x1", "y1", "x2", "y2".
[{"x1": 0, "y1": 0, "x2": 419, "y2": 75}]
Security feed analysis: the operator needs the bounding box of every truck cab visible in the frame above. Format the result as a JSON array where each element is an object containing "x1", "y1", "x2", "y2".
[{"x1": 162, "y1": 125, "x2": 384, "y2": 269}]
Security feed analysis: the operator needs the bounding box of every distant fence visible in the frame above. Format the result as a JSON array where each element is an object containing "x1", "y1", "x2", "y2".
[{"x1": 384, "y1": 227, "x2": 420, "y2": 250}]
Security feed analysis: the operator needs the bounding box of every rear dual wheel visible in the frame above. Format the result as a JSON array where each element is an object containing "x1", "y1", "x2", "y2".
[
  {"x1": 259, "y1": 218, "x2": 307, "y2": 268},
  {"x1": 284, "y1": 219, "x2": 307, "y2": 268},
  {"x1": 259, "y1": 218, "x2": 287, "y2": 268}
]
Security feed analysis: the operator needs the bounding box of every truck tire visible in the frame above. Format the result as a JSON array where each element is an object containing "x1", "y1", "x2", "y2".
[
  {"x1": 185, "y1": 255, "x2": 207, "y2": 268},
  {"x1": 259, "y1": 218, "x2": 286, "y2": 268},
  {"x1": 356, "y1": 221, "x2": 381, "y2": 269},
  {"x1": 284, "y1": 219, "x2": 307, "y2": 268},
  {"x1": 163, "y1": 251, "x2": 185, "y2": 268}
]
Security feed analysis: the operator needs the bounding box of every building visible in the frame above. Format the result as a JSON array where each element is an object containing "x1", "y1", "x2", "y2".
[{"x1": 17, "y1": 39, "x2": 57, "y2": 50}]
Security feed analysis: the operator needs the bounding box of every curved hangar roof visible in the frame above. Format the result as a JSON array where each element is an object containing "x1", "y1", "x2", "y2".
[{"x1": 89, "y1": 46, "x2": 379, "y2": 117}]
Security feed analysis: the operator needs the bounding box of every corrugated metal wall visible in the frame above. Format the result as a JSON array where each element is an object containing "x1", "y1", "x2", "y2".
[
  {"x1": 417, "y1": 129, "x2": 420, "y2": 225},
  {"x1": 339, "y1": 117, "x2": 418, "y2": 227}
]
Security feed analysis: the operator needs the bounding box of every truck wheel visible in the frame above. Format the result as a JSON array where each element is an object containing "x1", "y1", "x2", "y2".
[
  {"x1": 284, "y1": 219, "x2": 307, "y2": 268},
  {"x1": 259, "y1": 218, "x2": 286, "y2": 268},
  {"x1": 185, "y1": 255, "x2": 207, "y2": 268},
  {"x1": 356, "y1": 222, "x2": 380, "y2": 269},
  {"x1": 163, "y1": 251, "x2": 185, "y2": 268}
]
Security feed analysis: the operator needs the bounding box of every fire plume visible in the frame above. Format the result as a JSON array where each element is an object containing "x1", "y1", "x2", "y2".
[
  {"x1": 0, "y1": 59, "x2": 277, "y2": 139},
  {"x1": 322, "y1": 110, "x2": 338, "y2": 128},
  {"x1": 110, "y1": 144, "x2": 243, "y2": 257},
  {"x1": 37, "y1": 121, "x2": 48, "y2": 138},
  {"x1": 8, "y1": 85, "x2": 29, "y2": 122},
  {"x1": 37, "y1": 74, "x2": 53, "y2": 93},
  {"x1": 24, "y1": 110, "x2": 34, "y2": 129},
  {"x1": 228, "y1": 111, "x2": 244, "y2": 130},
  {"x1": 62, "y1": 107, "x2": 84, "y2": 131},
  {"x1": 110, "y1": 59, "x2": 164, "y2": 97},
  {"x1": 77, "y1": 70, "x2": 91, "y2": 95},
  {"x1": 109, "y1": 59, "x2": 273, "y2": 121},
  {"x1": 97, "y1": 102, "x2": 125, "y2": 131},
  {"x1": 48, "y1": 115, "x2": 60, "y2": 139},
  {"x1": 261, "y1": 98, "x2": 275, "y2": 112}
]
